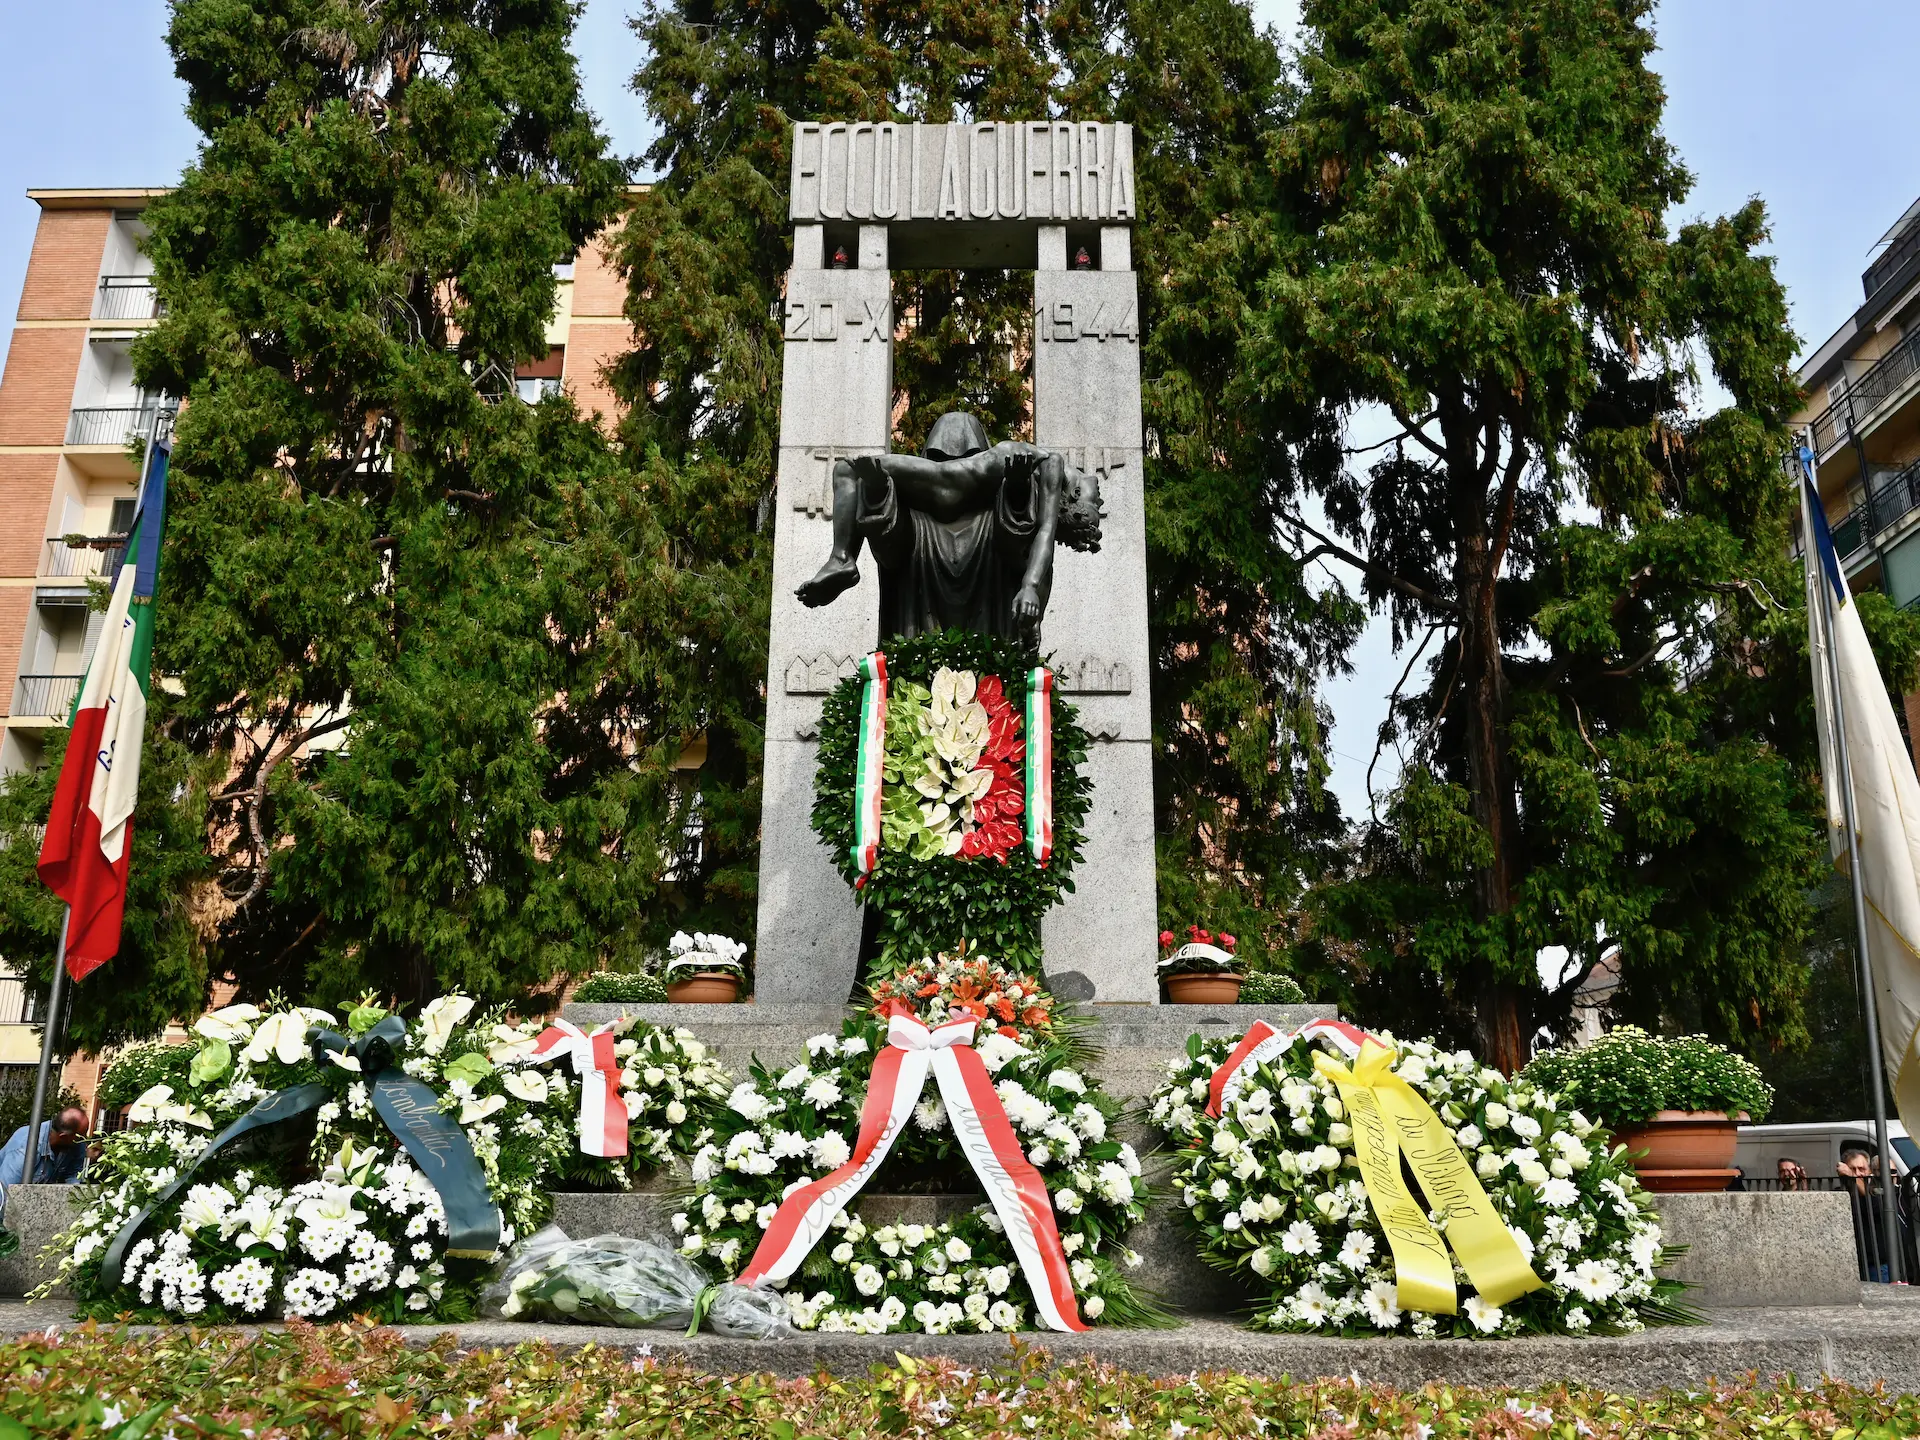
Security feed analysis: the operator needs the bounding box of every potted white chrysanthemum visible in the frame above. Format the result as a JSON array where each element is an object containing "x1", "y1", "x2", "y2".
[{"x1": 664, "y1": 931, "x2": 749, "y2": 1003}]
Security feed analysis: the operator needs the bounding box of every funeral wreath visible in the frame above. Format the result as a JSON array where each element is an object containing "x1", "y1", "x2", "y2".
[
  {"x1": 672, "y1": 952, "x2": 1158, "y2": 1334},
  {"x1": 812, "y1": 630, "x2": 1092, "y2": 971},
  {"x1": 49, "y1": 994, "x2": 730, "y2": 1323},
  {"x1": 1150, "y1": 1021, "x2": 1693, "y2": 1338}
]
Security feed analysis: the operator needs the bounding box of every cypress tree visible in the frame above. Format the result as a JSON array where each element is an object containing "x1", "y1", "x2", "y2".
[
  {"x1": 0, "y1": 0, "x2": 639, "y2": 1029},
  {"x1": 1259, "y1": 0, "x2": 1920, "y2": 1066}
]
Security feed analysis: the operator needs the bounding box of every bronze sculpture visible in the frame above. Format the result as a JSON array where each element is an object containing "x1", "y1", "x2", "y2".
[{"x1": 795, "y1": 411, "x2": 1103, "y2": 644}]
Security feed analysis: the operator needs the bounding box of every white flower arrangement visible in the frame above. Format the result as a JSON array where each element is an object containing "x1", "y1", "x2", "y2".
[
  {"x1": 53, "y1": 994, "x2": 731, "y2": 1324},
  {"x1": 672, "y1": 953, "x2": 1155, "y2": 1335},
  {"x1": 1148, "y1": 1030, "x2": 1692, "y2": 1338},
  {"x1": 665, "y1": 931, "x2": 750, "y2": 976}
]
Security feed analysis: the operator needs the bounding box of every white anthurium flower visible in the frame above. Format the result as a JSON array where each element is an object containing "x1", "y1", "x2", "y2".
[
  {"x1": 459, "y1": 1094, "x2": 508, "y2": 1126},
  {"x1": 194, "y1": 1004, "x2": 262, "y2": 1043},
  {"x1": 417, "y1": 995, "x2": 476, "y2": 1056},
  {"x1": 244, "y1": 1010, "x2": 314, "y2": 1066},
  {"x1": 324, "y1": 1049, "x2": 363, "y2": 1073},
  {"x1": 127, "y1": 1084, "x2": 176, "y2": 1124},
  {"x1": 502, "y1": 1070, "x2": 549, "y2": 1104},
  {"x1": 486, "y1": 1024, "x2": 539, "y2": 1065}
]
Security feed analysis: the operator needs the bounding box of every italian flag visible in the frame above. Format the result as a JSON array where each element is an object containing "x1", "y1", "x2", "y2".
[{"x1": 37, "y1": 438, "x2": 169, "y2": 982}]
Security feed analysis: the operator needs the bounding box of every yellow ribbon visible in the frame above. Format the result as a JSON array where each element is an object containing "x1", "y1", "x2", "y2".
[{"x1": 1314, "y1": 1039, "x2": 1544, "y2": 1315}]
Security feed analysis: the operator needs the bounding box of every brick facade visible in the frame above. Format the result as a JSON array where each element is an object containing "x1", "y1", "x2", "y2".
[
  {"x1": 16, "y1": 209, "x2": 111, "y2": 322},
  {"x1": 0, "y1": 327, "x2": 84, "y2": 446}
]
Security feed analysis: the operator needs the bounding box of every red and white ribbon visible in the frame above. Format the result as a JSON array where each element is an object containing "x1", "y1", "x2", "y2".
[
  {"x1": 524, "y1": 1019, "x2": 627, "y2": 1157},
  {"x1": 737, "y1": 1001, "x2": 1087, "y2": 1332},
  {"x1": 851, "y1": 652, "x2": 889, "y2": 888},
  {"x1": 1024, "y1": 666, "x2": 1053, "y2": 866},
  {"x1": 1206, "y1": 1016, "x2": 1369, "y2": 1119}
]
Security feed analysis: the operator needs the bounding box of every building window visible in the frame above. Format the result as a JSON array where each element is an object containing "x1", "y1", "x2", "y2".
[{"x1": 515, "y1": 376, "x2": 562, "y2": 404}]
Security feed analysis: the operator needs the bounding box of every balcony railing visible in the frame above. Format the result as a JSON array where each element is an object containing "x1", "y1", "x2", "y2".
[
  {"x1": 1866, "y1": 213, "x2": 1920, "y2": 303},
  {"x1": 0, "y1": 970, "x2": 37, "y2": 1026},
  {"x1": 12, "y1": 674, "x2": 82, "y2": 719},
  {"x1": 42, "y1": 536, "x2": 127, "y2": 580},
  {"x1": 65, "y1": 403, "x2": 168, "y2": 448},
  {"x1": 1808, "y1": 326, "x2": 1920, "y2": 457},
  {"x1": 93, "y1": 275, "x2": 162, "y2": 322}
]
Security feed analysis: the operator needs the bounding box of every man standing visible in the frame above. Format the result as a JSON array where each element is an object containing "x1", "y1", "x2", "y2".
[{"x1": 1, "y1": 1105, "x2": 91, "y2": 1188}]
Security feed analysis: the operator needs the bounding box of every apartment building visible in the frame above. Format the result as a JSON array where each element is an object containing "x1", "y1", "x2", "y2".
[
  {"x1": 0, "y1": 186, "x2": 636, "y2": 1115},
  {"x1": 1793, "y1": 196, "x2": 1920, "y2": 753}
]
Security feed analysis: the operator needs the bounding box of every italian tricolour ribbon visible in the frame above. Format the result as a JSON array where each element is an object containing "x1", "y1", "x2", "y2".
[
  {"x1": 736, "y1": 1001, "x2": 1087, "y2": 1332},
  {"x1": 1024, "y1": 666, "x2": 1053, "y2": 865},
  {"x1": 523, "y1": 1019, "x2": 627, "y2": 1158},
  {"x1": 1207, "y1": 1021, "x2": 1543, "y2": 1316},
  {"x1": 851, "y1": 652, "x2": 889, "y2": 888}
]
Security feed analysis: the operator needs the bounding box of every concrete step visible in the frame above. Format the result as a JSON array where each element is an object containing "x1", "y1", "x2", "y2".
[{"x1": 2, "y1": 1294, "x2": 1916, "y2": 1393}]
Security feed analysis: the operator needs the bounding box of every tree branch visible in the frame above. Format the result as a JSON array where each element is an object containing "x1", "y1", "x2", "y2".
[
  {"x1": 1386, "y1": 401, "x2": 1449, "y2": 462},
  {"x1": 231, "y1": 712, "x2": 355, "y2": 909},
  {"x1": 1368, "y1": 623, "x2": 1444, "y2": 821},
  {"x1": 1283, "y1": 512, "x2": 1460, "y2": 616}
]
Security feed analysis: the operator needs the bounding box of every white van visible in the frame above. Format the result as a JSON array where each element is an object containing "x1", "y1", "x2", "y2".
[{"x1": 1734, "y1": 1120, "x2": 1915, "y2": 1182}]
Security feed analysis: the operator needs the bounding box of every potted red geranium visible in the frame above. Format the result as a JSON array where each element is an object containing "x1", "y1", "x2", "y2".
[{"x1": 1157, "y1": 925, "x2": 1244, "y2": 1004}]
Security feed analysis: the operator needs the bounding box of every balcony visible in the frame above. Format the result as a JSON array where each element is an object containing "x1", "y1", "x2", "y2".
[
  {"x1": 42, "y1": 536, "x2": 126, "y2": 580},
  {"x1": 65, "y1": 402, "x2": 169, "y2": 448},
  {"x1": 1866, "y1": 212, "x2": 1920, "y2": 303},
  {"x1": 1823, "y1": 456, "x2": 1920, "y2": 571},
  {"x1": 93, "y1": 275, "x2": 162, "y2": 323},
  {"x1": 1808, "y1": 326, "x2": 1920, "y2": 458},
  {"x1": 12, "y1": 674, "x2": 82, "y2": 720}
]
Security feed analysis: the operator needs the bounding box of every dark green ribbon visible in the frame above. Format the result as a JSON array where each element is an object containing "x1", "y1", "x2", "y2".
[{"x1": 101, "y1": 1016, "x2": 501, "y2": 1289}]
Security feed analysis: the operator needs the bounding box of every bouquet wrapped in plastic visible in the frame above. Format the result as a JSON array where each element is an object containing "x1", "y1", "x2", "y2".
[{"x1": 483, "y1": 1227, "x2": 788, "y2": 1337}]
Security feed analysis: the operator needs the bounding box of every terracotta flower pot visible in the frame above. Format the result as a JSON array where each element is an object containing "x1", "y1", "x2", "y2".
[
  {"x1": 1610, "y1": 1110, "x2": 1740, "y2": 1192},
  {"x1": 1164, "y1": 973, "x2": 1243, "y2": 1005},
  {"x1": 665, "y1": 971, "x2": 743, "y2": 1004}
]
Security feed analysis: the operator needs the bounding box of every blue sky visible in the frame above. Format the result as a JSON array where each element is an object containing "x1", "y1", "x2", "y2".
[{"x1": 2, "y1": 1, "x2": 1916, "y2": 816}]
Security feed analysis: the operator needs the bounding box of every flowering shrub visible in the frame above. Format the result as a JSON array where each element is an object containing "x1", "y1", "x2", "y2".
[
  {"x1": 53, "y1": 995, "x2": 730, "y2": 1323},
  {"x1": 1150, "y1": 1029, "x2": 1692, "y2": 1338},
  {"x1": 12, "y1": 1325, "x2": 1920, "y2": 1440},
  {"x1": 570, "y1": 970, "x2": 667, "y2": 1005},
  {"x1": 1238, "y1": 970, "x2": 1308, "y2": 1005},
  {"x1": 672, "y1": 954, "x2": 1156, "y2": 1334},
  {"x1": 1520, "y1": 1026, "x2": 1774, "y2": 1125}
]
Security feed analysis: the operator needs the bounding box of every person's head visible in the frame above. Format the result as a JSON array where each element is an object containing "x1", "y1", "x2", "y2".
[
  {"x1": 1055, "y1": 463, "x2": 1104, "y2": 554},
  {"x1": 1776, "y1": 1157, "x2": 1805, "y2": 1180},
  {"x1": 49, "y1": 1107, "x2": 88, "y2": 1148},
  {"x1": 1839, "y1": 1142, "x2": 1875, "y2": 1178},
  {"x1": 923, "y1": 411, "x2": 989, "y2": 462}
]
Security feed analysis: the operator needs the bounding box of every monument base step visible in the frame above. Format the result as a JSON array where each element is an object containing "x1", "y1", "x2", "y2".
[{"x1": 1, "y1": 1294, "x2": 1914, "y2": 1393}]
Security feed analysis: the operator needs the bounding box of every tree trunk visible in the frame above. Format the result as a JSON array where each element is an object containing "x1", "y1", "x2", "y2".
[{"x1": 1451, "y1": 419, "x2": 1528, "y2": 1074}]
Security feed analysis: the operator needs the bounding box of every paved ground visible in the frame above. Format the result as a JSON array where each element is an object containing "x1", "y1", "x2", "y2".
[{"x1": 4, "y1": 1288, "x2": 1918, "y2": 1393}]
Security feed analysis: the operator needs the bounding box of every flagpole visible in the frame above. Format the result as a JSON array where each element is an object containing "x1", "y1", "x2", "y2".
[
  {"x1": 1804, "y1": 443, "x2": 1906, "y2": 1281},
  {"x1": 18, "y1": 909, "x2": 70, "y2": 1185}
]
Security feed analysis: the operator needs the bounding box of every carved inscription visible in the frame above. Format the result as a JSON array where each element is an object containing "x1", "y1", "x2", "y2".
[
  {"x1": 791, "y1": 121, "x2": 1136, "y2": 225},
  {"x1": 1057, "y1": 657, "x2": 1133, "y2": 695},
  {"x1": 785, "y1": 653, "x2": 860, "y2": 694},
  {"x1": 1034, "y1": 299, "x2": 1138, "y2": 344},
  {"x1": 785, "y1": 298, "x2": 891, "y2": 343},
  {"x1": 791, "y1": 448, "x2": 848, "y2": 517}
]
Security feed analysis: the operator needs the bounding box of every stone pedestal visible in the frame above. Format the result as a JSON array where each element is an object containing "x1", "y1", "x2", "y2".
[{"x1": 754, "y1": 224, "x2": 890, "y2": 1005}]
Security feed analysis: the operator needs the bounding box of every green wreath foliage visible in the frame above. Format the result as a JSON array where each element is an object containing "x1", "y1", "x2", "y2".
[{"x1": 812, "y1": 631, "x2": 1092, "y2": 972}]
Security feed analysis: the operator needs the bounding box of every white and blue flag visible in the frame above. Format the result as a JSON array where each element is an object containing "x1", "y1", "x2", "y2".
[{"x1": 1800, "y1": 451, "x2": 1920, "y2": 1141}]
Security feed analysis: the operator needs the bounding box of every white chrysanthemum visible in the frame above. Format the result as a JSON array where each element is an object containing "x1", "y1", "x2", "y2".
[
  {"x1": 1540, "y1": 1176, "x2": 1580, "y2": 1209},
  {"x1": 810, "y1": 1132, "x2": 852, "y2": 1171},
  {"x1": 802, "y1": 1074, "x2": 844, "y2": 1109},
  {"x1": 1462, "y1": 1295, "x2": 1502, "y2": 1333}
]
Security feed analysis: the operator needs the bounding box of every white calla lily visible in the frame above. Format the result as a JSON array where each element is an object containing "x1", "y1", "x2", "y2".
[
  {"x1": 194, "y1": 1003, "x2": 262, "y2": 1043},
  {"x1": 417, "y1": 994, "x2": 476, "y2": 1056}
]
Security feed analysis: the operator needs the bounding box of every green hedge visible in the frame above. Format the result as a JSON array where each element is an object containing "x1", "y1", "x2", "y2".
[{"x1": 4, "y1": 1325, "x2": 1918, "y2": 1438}]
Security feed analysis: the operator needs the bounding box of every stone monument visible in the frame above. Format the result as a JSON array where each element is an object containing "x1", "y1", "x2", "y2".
[{"x1": 756, "y1": 121, "x2": 1156, "y2": 1006}]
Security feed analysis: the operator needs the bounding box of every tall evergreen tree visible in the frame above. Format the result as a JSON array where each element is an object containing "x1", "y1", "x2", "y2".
[
  {"x1": 0, "y1": 0, "x2": 641, "y2": 1026},
  {"x1": 616, "y1": 0, "x2": 1346, "y2": 964},
  {"x1": 1260, "y1": 0, "x2": 1920, "y2": 1067}
]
